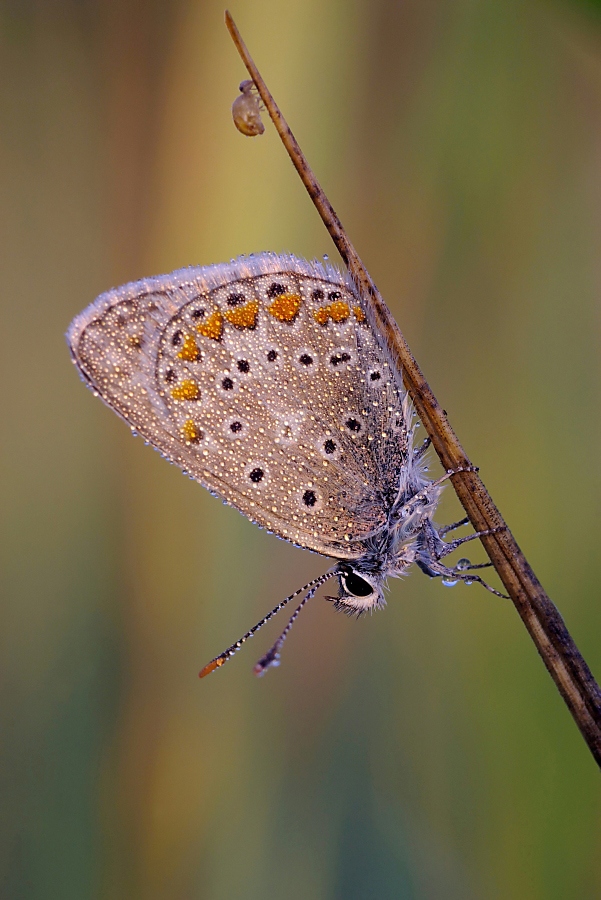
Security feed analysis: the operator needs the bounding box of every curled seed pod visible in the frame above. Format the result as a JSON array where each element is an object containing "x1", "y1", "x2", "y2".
[{"x1": 232, "y1": 79, "x2": 265, "y2": 136}]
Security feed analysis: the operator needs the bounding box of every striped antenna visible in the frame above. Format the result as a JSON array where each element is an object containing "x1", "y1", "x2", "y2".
[
  {"x1": 199, "y1": 571, "x2": 335, "y2": 678},
  {"x1": 253, "y1": 578, "x2": 325, "y2": 676}
]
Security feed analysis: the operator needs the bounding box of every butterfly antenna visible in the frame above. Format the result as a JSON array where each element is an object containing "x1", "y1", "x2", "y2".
[
  {"x1": 199, "y1": 571, "x2": 334, "y2": 678},
  {"x1": 253, "y1": 579, "x2": 323, "y2": 677}
]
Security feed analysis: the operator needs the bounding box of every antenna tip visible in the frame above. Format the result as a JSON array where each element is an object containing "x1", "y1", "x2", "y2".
[
  {"x1": 199, "y1": 657, "x2": 224, "y2": 679},
  {"x1": 253, "y1": 651, "x2": 280, "y2": 677}
]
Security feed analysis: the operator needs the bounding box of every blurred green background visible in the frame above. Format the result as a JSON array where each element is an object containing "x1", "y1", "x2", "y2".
[{"x1": 2, "y1": 0, "x2": 601, "y2": 897}]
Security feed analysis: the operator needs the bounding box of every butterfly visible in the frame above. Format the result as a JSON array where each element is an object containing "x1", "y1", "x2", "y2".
[{"x1": 67, "y1": 252, "x2": 503, "y2": 676}]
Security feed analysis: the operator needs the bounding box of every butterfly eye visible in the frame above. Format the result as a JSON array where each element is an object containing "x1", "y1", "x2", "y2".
[{"x1": 341, "y1": 568, "x2": 374, "y2": 598}]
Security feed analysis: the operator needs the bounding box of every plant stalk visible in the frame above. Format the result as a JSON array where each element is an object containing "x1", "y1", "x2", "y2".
[{"x1": 225, "y1": 10, "x2": 601, "y2": 767}]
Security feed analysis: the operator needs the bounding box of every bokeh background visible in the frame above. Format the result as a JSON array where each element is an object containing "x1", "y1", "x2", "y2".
[{"x1": 2, "y1": 0, "x2": 601, "y2": 897}]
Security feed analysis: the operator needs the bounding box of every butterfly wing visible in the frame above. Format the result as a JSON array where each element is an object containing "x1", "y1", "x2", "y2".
[{"x1": 67, "y1": 254, "x2": 412, "y2": 560}]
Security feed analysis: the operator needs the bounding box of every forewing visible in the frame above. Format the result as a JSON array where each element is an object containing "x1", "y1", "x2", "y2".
[{"x1": 67, "y1": 255, "x2": 410, "y2": 559}]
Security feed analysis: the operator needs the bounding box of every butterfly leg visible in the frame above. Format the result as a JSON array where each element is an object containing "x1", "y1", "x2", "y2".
[
  {"x1": 442, "y1": 566, "x2": 508, "y2": 598},
  {"x1": 436, "y1": 525, "x2": 507, "y2": 559},
  {"x1": 391, "y1": 467, "x2": 479, "y2": 524},
  {"x1": 400, "y1": 466, "x2": 479, "y2": 517},
  {"x1": 413, "y1": 436, "x2": 432, "y2": 461},
  {"x1": 437, "y1": 516, "x2": 469, "y2": 537},
  {"x1": 416, "y1": 519, "x2": 509, "y2": 598}
]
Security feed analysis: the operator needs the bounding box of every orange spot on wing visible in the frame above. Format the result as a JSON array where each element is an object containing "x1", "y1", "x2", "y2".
[
  {"x1": 353, "y1": 305, "x2": 366, "y2": 323},
  {"x1": 177, "y1": 333, "x2": 200, "y2": 361},
  {"x1": 181, "y1": 419, "x2": 203, "y2": 443},
  {"x1": 328, "y1": 300, "x2": 350, "y2": 322},
  {"x1": 224, "y1": 299, "x2": 259, "y2": 329},
  {"x1": 171, "y1": 379, "x2": 200, "y2": 401},
  {"x1": 313, "y1": 300, "x2": 351, "y2": 325},
  {"x1": 268, "y1": 292, "x2": 302, "y2": 322},
  {"x1": 196, "y1": 310, "x2": 223, "y2": 340}
]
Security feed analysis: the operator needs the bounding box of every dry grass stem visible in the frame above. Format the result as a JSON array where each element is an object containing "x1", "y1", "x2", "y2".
[{"x1": 225, "y1": 10, "x2": 601, "y2": 767}]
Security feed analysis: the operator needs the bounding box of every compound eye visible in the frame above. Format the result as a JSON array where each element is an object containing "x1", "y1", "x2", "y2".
[{"x1": 342, "y1": 569, "x2": 374, "y2": 598}]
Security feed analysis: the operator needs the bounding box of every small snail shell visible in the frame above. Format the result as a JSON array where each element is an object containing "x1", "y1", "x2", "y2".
[{"x1": 232, "y1": 80, "x2": 265, "y2": 137}]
